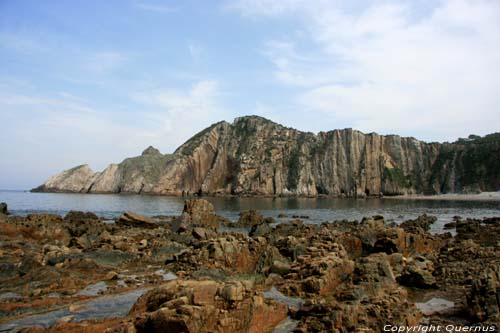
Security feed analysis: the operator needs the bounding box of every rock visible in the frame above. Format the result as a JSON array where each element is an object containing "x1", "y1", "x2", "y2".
[
  {"x1": 277, "y1": 213, "x2": 288, "y2": 218},
  {"x1": 105, "y1": 271, "x2": 119, "y2": 280},
  {"x1": 69, "y1": 304, "x2": 87, "y2": 313},
  {"x1": 117, "y1": 211, "x2": 157, "y2": 229},
  {"x1": 397, "y1": 256, "x2": 436, "y2": 288},
  {"x1": 131, "y1": 279, "x2": 287, "y2": 333},
  {"x1": 467, "y1": 265, "x2": 500, "y2": 322},
  {"x1": 236, "y1": 210, "x2": 264, "y2": 227},
  {"x1": 270, "y1": 261, "x2": 291, "y2": 276},
  {"x1": 172, "y1": 199, "x2": 219, "y2": 232},
  {"x1": 220, "y1": 281, "x2": 244, "y2": 301},
  {"x1": 192, "y1": 227, "x2": 216, "y2": 240},
  {"x1": 443, "y1": 221, "x2": 457, "y2": 229},
  {"x1": 0, "y1": 202, "x2": 8, "y2": 215},
  {"x1": 64, "y1": 211, "x2": 104, "y2": 242},
  {"x1": 138, "y1": 239, "x2": 148, "y2": 249},
  {"x1": 283, "y1": 244, "x2": 355, "y2": 296},
  {"x1": 249, "y1": 222, "x2": 272, "y2": 237},
  {"x1": 400, "y1": 214, "x2": 437, "y2": 233},
  {"x1": 18, "y1": 254, "x2": 43, "y2": 276}
]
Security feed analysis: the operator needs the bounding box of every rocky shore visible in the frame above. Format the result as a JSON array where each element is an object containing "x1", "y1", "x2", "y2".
[{"x1": 0, "y1": 200, "x2": 499, "y2": 332}]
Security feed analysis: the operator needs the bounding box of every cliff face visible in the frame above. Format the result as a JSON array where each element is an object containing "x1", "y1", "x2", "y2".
[{"x1": 33, "y1": 116, "x2": 500, "y2": 196}]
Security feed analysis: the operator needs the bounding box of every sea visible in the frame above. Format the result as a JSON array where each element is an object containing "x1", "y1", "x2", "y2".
[{"x1": 1, "y1": 190, "x2": 500, "y2": 234}]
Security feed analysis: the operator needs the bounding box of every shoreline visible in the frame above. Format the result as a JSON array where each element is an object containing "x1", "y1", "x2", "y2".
[
  {"x1": 385, "y1": 192, "x2": 500, "y2": 202},
  {"x1": 24, "y1": 189, "x2": 500, "y2": 201}
]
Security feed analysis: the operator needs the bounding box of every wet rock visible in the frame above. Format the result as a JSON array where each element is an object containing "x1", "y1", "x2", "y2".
[
  {"x1": 117, "y1": 211, "x2": 157, "y2": 229},
  {"x1": 400, "y1": 214, "x2": 437, "y2": 233},
  {"x1": 277, "y1": 213, "x2": 288, "y2": 218},
  {"x1": 443, "y1": 221, "x2": 457, "y2": 229}
]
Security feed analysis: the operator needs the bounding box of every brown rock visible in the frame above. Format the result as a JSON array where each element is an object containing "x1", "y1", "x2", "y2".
[
  {"x1": 236, "y1": 210, "x2": 264, "y2": 227},
  {"x1": 172, "y1": 199, "x2": 219, "y2": 232},
  {"x1": 132, "y1": 279, "x2": 287, "y2": 333},
  {"x1": 117, "y1": 211, "x2": 157, "y2": 229}
]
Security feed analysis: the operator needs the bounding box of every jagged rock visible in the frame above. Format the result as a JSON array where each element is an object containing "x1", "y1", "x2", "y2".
[
  {"x1": 130, "y1": 279, "x2": 287, "y2": 333},
  {"x1": 172, "y1": 199, "x2": 219, "y2": 232},
  {"x1": 172, "y1": 234, "x2": 281, "y2": 274},
  {"x1": 294, "y1": 253, "x2": 420, "y2": 332},
  {"x1": 192, "y1": 227, "x2": 216, "y2": 240},
  {"x1": 467, "y1": 265, "x2": 500, "y2": 322},
  {"x1": 117, "y1": 211, "x2": 157, "y2": 229},
  {"x1": 236, "y1": 210, "x2": 263, "y2": 227},
  {"x1": 64, "y1": 211, "x2": 104, "y2": 242},
  {"x1": 282, "y1": 243, "x2": 355, "y2": 296},
  {"x1": 397, "y1": 255, "x2": 436, "y2": 288},
  {"x1": 400, "y1": 214, "x2": 437, "y2": 233},
  {"x1": 249, "y1": 222, "x2": 272, "y2": 237},
  {"x1": 33, "y1": 116, "x2": 500, "y2": 196}
]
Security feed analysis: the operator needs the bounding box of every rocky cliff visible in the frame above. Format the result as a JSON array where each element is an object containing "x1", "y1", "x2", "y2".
[{"x1": 32, "y1": 116, "x2": 500, "y2": 197}]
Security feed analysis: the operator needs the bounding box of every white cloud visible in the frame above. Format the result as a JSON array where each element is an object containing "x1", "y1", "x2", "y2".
[
  {"x1": 133, "y1": 80, "x2": 231, "y2": 143},
  {"x1": 232, "y1": 0, "x2": 500, "y2": 141}
]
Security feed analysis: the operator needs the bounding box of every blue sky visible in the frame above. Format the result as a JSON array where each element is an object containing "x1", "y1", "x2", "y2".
[{"x1": 1, "y1": 0, "x2": 499, "y2": 189}]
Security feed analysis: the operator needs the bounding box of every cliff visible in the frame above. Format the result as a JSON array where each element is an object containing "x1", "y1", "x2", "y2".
[{"x1": 32, "y1": 116, "x2": 500, "y2": 197}]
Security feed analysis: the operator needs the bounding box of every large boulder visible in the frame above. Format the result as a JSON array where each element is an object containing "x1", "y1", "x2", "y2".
[
  {"x1": 130, "y1": 279, "x2": 288, "y2": 333},
  {"x1": 171, "y1": 199, "x2": 220, "y2": 232},
  {"x1": 0, "y1": 202, "x2": 8, "y2": 215},
  {"x1": 236, "y1": 210, "x2": 263, "y2": 227},
  {"x1": 280, "y1": 243, "x2": 355, "y2": 296},
  {"x1": 117, "y1": 211, "x2": 157, "y2": 229},
  {"x1": 64, "y1": 211, "x2": 104, "y2": 240}
]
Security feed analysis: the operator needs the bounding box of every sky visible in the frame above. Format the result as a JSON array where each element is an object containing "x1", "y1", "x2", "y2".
[{"x1": 0, "y1": 0, "x2": 499, "y2": 190}]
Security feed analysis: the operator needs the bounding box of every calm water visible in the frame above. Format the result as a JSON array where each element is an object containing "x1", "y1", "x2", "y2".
[{"x1": 1, "y1": 191, "x2": 499, "y2": 233}]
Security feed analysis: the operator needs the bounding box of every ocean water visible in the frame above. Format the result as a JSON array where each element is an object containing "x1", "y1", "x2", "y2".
[{"x1": 1, "y1": 190, "x2": 499, "y2": 233}]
